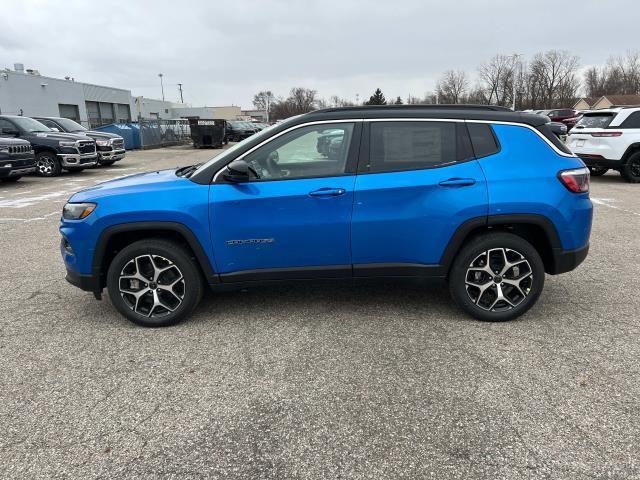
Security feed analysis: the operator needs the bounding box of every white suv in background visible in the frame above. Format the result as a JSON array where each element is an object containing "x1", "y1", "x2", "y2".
[{"x1": 568, "y1": 107, "x2": 640, "y2": 182}]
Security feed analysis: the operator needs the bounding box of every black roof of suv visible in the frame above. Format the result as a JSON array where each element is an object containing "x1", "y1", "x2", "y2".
[{"x1": 303, "y1": 105, "x2": 549, "y2": 127}]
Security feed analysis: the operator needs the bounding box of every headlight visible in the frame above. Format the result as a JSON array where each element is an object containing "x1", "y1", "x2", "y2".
[
  {"x1": 63, "y1": 202, "x2": 97, "y2": 220},
  {"x1": 59, "y1": 141, "x2": 77, "y2": 147},
  {"x1": 96, "y1": 139, "x2": 110, "y2": 147}
]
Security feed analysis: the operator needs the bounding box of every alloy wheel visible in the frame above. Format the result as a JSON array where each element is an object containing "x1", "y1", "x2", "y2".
[
  {"x1": 36, "y1": 156, "x2": 55, "y2": 175},
  {"x1": 630, "y1": 158, "x2": 640, "y2": 178},
  {"x1": 464, "y1": 248, "x2": 533, "y2": 312},
  {"x1": 119, "y1": 254, "x2": 185, "y2": 318}
]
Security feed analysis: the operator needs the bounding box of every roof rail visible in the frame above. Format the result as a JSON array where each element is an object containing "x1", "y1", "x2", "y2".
[
  {"x1": 609, "y1": 105, "x2": 640, "y2": 109},
  {"x1": 314, "y1": 104, "x2": 514, "y2": 114}
]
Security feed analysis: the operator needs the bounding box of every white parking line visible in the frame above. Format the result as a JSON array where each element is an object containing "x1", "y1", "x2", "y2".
[{"x1": 591, "y1": 197, "x2": 640, "y2": 217}]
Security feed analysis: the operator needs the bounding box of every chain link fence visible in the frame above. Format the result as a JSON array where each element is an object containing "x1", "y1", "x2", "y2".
[{"x1": 138, "y1": 119, "x2": 191, "y2": 149}]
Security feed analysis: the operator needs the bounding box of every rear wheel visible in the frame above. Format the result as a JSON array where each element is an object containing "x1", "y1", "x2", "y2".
[
  {"x1": 588, "y1": 166, "x2": 608, "y2": 177},
  {"x1": 621, "y1": 152, "x2": 640, "y2": 183},
  {"x1": 106, "y1": 239, "x2": 203, "y2": 327},
  {"x1": 35, "y1": 152, "x2": 62, "y2": 177},
  {"x1": 449, "y1": 233, "x2": 545, "y2": 322}
]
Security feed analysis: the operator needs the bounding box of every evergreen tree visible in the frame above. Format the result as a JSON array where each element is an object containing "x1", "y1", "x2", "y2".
[
  {"x1": 365, "y1": 88, "x2": 387, "y2": 105},
  {"x1": 394, "y1": 96, "x2": 403, "y2": 104}
]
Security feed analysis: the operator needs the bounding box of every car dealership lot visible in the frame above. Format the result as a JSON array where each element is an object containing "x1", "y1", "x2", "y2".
[{"x1": 1, "y1": 147, "x2": 639, "y2": 479}]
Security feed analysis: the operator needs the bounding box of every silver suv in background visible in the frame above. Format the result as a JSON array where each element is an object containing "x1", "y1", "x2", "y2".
[{"x1": 568, "y1": 107, "x2": 640, "y2": 182}]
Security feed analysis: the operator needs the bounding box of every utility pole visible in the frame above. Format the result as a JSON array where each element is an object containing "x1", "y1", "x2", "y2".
[
  {"x1": 511, "y1": 54, "x2": 522, "y2": 111},
  {"x1": 158, "y1": 73, "x2": 165, "y2": 101},
  {"x1": 177, "y1": 83, "x2": 184, "y2": 103},
  {"x1": 265, "y1": 94, "x2": 270, "y2": 123}
]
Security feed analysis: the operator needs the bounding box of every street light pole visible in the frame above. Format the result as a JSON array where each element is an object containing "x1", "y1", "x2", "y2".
[
  {"x1": 158, "y1": 73, "x2": 165, "y2": 102},
  {"x1": 177, "y1": 83, "x2": 184, "y2": 103},
  {"x1": 511, "y1": 54, "x2": 522, "y2": 111}
]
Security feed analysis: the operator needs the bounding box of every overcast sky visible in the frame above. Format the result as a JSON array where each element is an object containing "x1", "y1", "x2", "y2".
[{"x1": 0, "y1": 0, "x2": 637, "y2": 108}]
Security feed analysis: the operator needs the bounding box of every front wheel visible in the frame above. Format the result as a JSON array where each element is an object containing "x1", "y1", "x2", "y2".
[
  {"x1": 106, "y1": 239, "x2": 204, "y2": 327},
  {"x1": 621, "y1": 152, "x2": 640, "y2": 183},
  {"x1": 35, "y1": 152, "x2": 62, "y2": 177},
  {"x1": 449, "y1": 233, "x2": 545, "y2": 322},
  {"x1": 65, "y1": 167, "x2": 86, "y2": 173},
  {"x1": 1, "y1": 176, "x2": 21, "y2": 183},
  {"x1": 588, "y1": 166, "x2": 609, "y2": 177},
  {"x1": 99, "y1": 160, "x2": 116, "y2": 166}
]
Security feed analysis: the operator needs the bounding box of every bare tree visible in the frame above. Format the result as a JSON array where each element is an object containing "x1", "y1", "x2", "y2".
[
  {"x1": 270, "y1": 87, "x2": 318, "y2": 120},
  {"x1": 436, "y1": 70, "x2": 469, "y2": 104},
  {"x1": 530, "y1": 50, "x2": 580, "y2": 108},
  {"x1": 252, "y1": 90, "x2": 275, "y2": 111},
  {"x1": 477, "y1": 54, "x2": 513, "y2": 106}
]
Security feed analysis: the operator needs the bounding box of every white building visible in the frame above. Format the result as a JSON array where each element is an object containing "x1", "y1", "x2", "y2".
[{"x1": 0, "y1": 63, "x2": 244, "y2": 127}]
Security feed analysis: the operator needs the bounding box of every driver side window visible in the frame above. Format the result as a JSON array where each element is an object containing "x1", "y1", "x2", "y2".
[{"x1": 243, "y1": 123, "x2": 354, "y2": 181}]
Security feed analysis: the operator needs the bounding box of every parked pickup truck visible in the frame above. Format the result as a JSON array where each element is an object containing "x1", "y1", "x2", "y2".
[
  {"x1": 33, "y1": 117, "x2": 126, "y2": 166},
  {"x1": 0, "y1": 115, "x2": 97, "y2": 176},
  {"x1": 0, "y1": 137, "x2": 35, "y2": 182}
]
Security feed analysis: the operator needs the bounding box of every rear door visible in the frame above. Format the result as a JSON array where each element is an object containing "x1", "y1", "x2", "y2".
[{"x1": 351, "y1": 120, "x2": 488, "y2": 275}]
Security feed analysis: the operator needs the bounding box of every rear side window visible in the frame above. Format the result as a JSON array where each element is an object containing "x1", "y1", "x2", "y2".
[
  {"x1": 575, "y1": 113, "x2": 615, "y2": 129},
  {"x1": 367, "y1": 121, "x2": 463, "y2": 173},
  {"x1": 466, "y1": 123, "x2": 500, "y2": 158},
  {"x1": 620, "y1": 112, "x2": 640, "y2": 129}
]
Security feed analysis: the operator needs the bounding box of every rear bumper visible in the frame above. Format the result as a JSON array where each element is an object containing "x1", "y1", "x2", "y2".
[
  {"x1": 577, "y1": 154, "x2": 623, "y2": 169},
  {"x1": 549, "y1": 243, "x2": 589, "y2": 275}
]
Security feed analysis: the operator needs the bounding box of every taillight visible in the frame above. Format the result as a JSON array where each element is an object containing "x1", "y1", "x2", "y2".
[
  {"x1": 558, "y1": 167, "x2": 590, "y2": 193},
  {"x1": 591, "y1": 132, "x2": 622, "y2": 137}
]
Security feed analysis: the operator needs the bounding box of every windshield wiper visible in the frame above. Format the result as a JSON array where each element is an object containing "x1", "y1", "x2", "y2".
[{"x1": 176, "y1": 163, "x2": 202, "y2": 177}]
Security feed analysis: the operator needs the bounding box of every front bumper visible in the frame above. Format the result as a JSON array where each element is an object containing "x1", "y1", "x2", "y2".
[
  {"x1": 98, "y1": 148, "x2": 126, "y2": 163},
  {"x1": 58, "y1": 152, "x2": 99, "y2": 168},
  {"x1": 549, "y1": 243, "x2": 589, "y2": 275},
  {"x1": 0, "y1": 157, "x2": 37, "y2": 178},
  {"x1": 65, "y1": 267, "x2": 100, "y2": 292}
]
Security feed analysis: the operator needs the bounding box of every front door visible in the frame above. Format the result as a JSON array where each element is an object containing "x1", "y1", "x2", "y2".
[{"x1": 209, "y1": 121, "x2": 361, "y2": 280}]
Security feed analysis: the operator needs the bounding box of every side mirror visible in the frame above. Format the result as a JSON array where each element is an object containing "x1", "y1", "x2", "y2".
[
  {"x1": 1, "y1": 127, "x2": 20, "y2": 136},
  {"x1": 50, "y1": 127, "x2": 60, "y2": 132},
  {"x1": 223, "y1": 159, "x2": 254, "y2": 183},
  {"x1": 267, "y1": 150, "x2": 279, "y2": 163}
]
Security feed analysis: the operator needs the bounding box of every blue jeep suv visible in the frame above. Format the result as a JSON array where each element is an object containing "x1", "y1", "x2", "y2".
[{"x1": 60, "y1": 105, "x2": 592, "y2": 327}]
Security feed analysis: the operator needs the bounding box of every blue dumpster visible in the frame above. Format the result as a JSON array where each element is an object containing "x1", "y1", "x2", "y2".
[{"x1": 92, "y1": 123, "x2": 140, "y2": 150}]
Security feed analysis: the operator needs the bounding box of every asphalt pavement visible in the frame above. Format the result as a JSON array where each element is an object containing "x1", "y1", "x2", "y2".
[{"x1": 1, "y1": 146, "x2": 638, "y2": 479}]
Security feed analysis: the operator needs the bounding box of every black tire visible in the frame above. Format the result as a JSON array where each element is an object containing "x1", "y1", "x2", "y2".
[
  {"x1": 99, "y1": 160, "x2": 116, "y2": 166},
  {"x1": 35, "y1": 151, "x2": 62, "y2": 177},
  {"x1": 106, "y1": 239, "x2": 204, "y2": 327},
  {"x1": 621, "y1": 152, "x2": 640, "y2": 183},
  {"x1": 588, "y1": 166, "x2": 609, "y2": 177},
  {"x1": 1, "y1": 176, "x2": 21, "y2": 183},
  {"x1": 449, "y1": 232, "x2": 545, "y2": 322}
]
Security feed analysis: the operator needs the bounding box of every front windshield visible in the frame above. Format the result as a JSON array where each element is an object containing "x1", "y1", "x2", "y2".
[
  {"x1": 192, "y1": 122, "x2": 282, "y2": 176},
  {"x1": 11, "y1": 117, "x2": 51, "y2": 133},
  {"x1": 55, "y1": 117, "x2": 87, "y2": 132}
]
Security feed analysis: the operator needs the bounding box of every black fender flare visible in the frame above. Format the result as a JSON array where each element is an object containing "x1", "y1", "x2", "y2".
[
  {"x1": 92, "y1": 221, "x2": 218, "y2": 285},
  {"x1": 439, "y1": 214, "x2": 562, "y2": 273}
]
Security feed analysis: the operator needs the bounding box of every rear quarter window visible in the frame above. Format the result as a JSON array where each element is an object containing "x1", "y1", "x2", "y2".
[
  {"x1": 466, "y1": 123, "x2": 500, "y2": 158},
  {"x1": 620, "y1": 112, "x2": 640, "y2": 129}
]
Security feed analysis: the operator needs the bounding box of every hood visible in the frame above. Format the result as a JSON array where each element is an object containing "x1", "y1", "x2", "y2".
[
  {"x1": 70, "y1": 168, "x2": 185, "y2": 202},
  {"x1": 32, "y1": 131, "x2": 93, "y2": 142},
  {"x1": 0, "y1": 136, "x2": 31, "y2": 146},
  {"x1": 84, "y1": 130, "x2": 122, "y2": 140}
]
